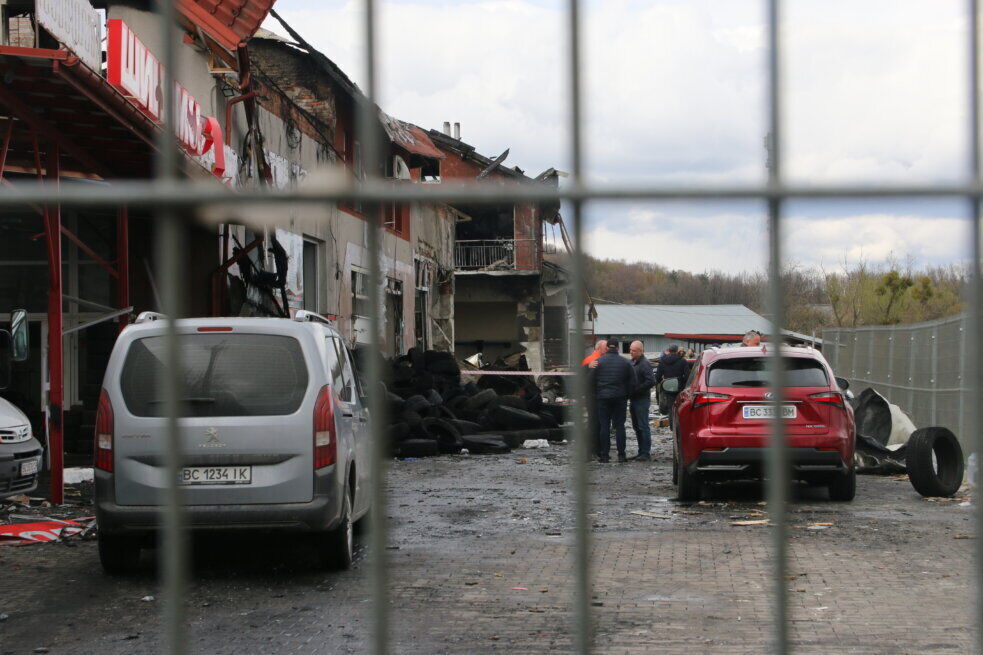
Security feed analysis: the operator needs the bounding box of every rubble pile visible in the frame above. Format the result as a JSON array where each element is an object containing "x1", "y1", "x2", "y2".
[{"x1": 383, "y1": 348, "x2": 571, "y2": 457}]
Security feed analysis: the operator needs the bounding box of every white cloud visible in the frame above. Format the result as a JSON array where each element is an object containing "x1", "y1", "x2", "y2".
[{"x1": 269, "y1": 0, "x2": 973, "y2": 273}]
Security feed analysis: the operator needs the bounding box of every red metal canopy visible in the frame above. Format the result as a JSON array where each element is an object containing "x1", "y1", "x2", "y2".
[
  {"x1": 0, "y1": 47, "x2": 214, "y2": 180},
  {"x1": 176, "y1": 0, "x2": 277, "y2": 53}
]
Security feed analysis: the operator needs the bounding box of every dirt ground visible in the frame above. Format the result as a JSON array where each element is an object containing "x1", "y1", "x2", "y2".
[{"x1": 0, "y1": 426, "x2": 975, "y2": 654}]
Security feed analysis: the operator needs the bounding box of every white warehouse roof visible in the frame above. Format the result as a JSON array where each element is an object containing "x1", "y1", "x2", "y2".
[{"x1": 594, "y1": 304, "x2": 770, "y2": 337}]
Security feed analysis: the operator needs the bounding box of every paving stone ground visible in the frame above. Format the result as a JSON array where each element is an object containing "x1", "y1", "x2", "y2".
[{"x1": 0, "y1": 426, "x2": 975, "y2": 654}]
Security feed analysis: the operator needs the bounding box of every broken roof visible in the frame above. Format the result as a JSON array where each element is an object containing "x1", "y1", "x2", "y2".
[
  {"x1": 380, "y1": 115, "x2": 445, "y2": 160},
  {"x1": 177, "y1": 0, "x2": 276, "y2": 53}
]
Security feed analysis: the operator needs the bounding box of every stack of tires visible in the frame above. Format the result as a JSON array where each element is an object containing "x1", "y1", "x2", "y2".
[{"x1": 384, "y1": 348, "x2": 570, "y2": 458}]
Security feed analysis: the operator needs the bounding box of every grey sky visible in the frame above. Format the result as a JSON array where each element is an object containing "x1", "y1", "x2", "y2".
[{"x1": 266, "y1": 0, "x2": 974, "y2": 274}]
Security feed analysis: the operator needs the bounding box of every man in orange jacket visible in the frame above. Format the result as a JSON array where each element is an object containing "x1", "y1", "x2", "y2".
[{"x1": 582, "y1": 339, "x2": 607, "y2": 366}]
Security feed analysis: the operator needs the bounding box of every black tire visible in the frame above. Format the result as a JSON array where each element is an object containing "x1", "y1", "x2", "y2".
[
  {"x1": 449, "y1": 419, "x2": 483, "y2": 435},
  {"x1": 447, "y1": 395, "x2": 468, "y2": 412},
  {"x1": 404, "y1": 395, "x2": 431, "y2": 414},
  {"x1": 462, "y1": 435, "x2": 511, "y2": 454},
  {"x1": 424, "y1": 389, "x2": 443, "y2": 407},
  {"x1": 396, "y1": 439, "x2": 440, "y2": 458},
  {"x1": 436, "y1": 405, "x2": 457, "y2": 421},
  {"x1": 401, "y1": 409, "x2": 423, "y2": 429},
  {"x1": 317, "y1": 489, "x2": 354, "y2": 570},
  {"x1": 387, "y1": 392, "x2": 406, "y2": 413},
  {"x1": 671, "y1": 445, "x2": 678, "y2": 485},
  {"x1": 423, "y1": 418, "x2": 464, "y2": 454},
  {"x1": 392, "y1": 364, "x2": 414, "y2": 383},
  {"x1": 98, "y1": 533, "x2": 141, "y2": 575},
  {"x1": 491, "y1": 405, "x2": 543, "y2": 430},
  {"x1": 677, "y1": 463, "x2": 701, "y2": 501},
  {"x1": 387, "y1": 422, "x2": 410, "y2": 442},
  {"x1": 407, "y1": 346, "x2": 425, "y2": 372},
  {"x1": 495, "y1": 395, "x2": 528, "y2": 411},
  {"x1": 828, "y1": 469, "x2": 857, "y2": 501},
  {"x1": 537, "y1": 411, "x2": 559, "y2": 429},
  {"x1": 456, "y1": 408, "x2": 484, "y2": 423},
  {"x1": 465, "y1": 388, "x2": 498, "y2": 410},
  {"x1": 427, "y1": 357, "x2": 460, "y2": 376},
  {"x1": 411, "y1": 373, "x2": 435, "y2": 394},
  {"x1": 906, "y1": 427, "x2": 965, "y2": 497},
  {"x1": 463, "y1": 382, "x2": 481, "y2": 396}
]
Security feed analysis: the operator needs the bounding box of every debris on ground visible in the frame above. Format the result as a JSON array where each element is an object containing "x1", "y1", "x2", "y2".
[
  {"x1": 0, "y1": 516, "x2": 94, "y2": 545},
  {"x1": 730, "y1": 519, "x2": 770, "y2": 526},
  {"x1": 382, "y1": 347, "x2": 572, "y2": 458},
  {"x1": 63, "y1": 467, "x2": 94, "y2": 484},
  {"x1": 850, "y1": 387, "x2": 967, "y2": 499}
]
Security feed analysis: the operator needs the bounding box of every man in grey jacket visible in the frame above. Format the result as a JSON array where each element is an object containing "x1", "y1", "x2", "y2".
[
  {"x1": 629, "y1": 340, "x2": 656, "y2": 461},
  {"x1": 593, "y1": 338, "x2": 635, "y2": 462}
]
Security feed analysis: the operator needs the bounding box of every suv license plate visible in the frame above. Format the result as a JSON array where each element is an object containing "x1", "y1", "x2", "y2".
[
  {"x1": 20, "y1": 459, "x2": 39, "y2": 477},
  {"x1": 742, "y1": 405, "x2": 797, "y2": 420},
  {"x1": 178, "y1": 466, "x2": 251, "y2": 485}
]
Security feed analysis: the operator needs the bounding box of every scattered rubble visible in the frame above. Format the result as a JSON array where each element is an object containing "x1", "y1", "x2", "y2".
[{"x1": 384, "y1": 348, "x2": 572, "y2": 458}]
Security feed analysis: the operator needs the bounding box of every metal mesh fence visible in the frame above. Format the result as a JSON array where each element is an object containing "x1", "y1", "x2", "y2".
[
  {"x1": 2, "y1": 0, "x2": 982, "y2": 654},
  {"x1": 823, "y1": 315, "x2": 974, "y2": 448}
]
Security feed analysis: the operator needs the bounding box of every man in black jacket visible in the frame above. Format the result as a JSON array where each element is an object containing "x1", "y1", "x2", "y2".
[
  {"x1": 655, "y1": 344, "x2": 690, "y2": 429},
  {"x1": 594, "y1": 338, "x2": 635, "y2": 462},
  {"x1": 628, "y1": 340, "x2": 656, "y2": 461}
]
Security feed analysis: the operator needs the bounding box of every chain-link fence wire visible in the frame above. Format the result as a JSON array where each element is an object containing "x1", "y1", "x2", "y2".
[
  {"x1": 3, "y1": 0, "x2": 980, "y2": 653},
  {"x1": 823, "y1": 315, "x2": 973, "y2": 448}
]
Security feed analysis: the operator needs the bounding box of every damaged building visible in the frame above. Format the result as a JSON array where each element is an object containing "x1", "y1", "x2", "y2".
[{"x1": 425, "y1": 128, "x2": 579, "y2": 371}]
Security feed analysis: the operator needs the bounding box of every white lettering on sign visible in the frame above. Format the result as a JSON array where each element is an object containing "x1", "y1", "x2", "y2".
[
  {"x1": 37, "y1": 0, "x2": 101, "y2": 71},
  {"x1": 105, "y1": 19, "x2": 228, "y2": 180},
  {"x1": 107, "y1": 19, "x2": 161, "y2": 121}
]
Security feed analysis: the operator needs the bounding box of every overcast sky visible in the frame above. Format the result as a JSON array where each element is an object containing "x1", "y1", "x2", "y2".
[{"x1": 265, "y1": 0, "x2": 974, "y2": 274}]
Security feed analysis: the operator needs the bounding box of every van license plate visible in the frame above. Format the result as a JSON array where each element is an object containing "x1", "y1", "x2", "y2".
[
  {"x1": 742, "y1": 405, "x2": 797, "y2": 419},
  {"x1": 20, "y1": 459, "x2": 38, "y2": 477},
  {"x1": 179, "y1": 466, "x2": 251, "y2": 485}
]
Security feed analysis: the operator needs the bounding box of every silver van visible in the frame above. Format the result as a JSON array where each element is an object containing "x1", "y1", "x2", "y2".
[{"x1": 94, "y1": 312, "x2": 371, "y2": 573}]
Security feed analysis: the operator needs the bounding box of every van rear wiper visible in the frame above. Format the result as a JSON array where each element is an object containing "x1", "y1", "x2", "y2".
[{"x1": 147, "y1": 397, "x2": 216, "y2": 405}]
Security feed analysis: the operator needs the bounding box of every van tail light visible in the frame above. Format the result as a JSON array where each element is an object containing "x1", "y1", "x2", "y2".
[
  {"x1": 693, "y1": 392, "x2": 731, "y2": 409},
  {"x1": 94, "y1": 389, "x2": 114, "y2": 472},
  {"x1": 314, "y1": 385, "x2": 337, "y2": 469},
  {"x1": 809, "y1": 391, "x2": 845, "y2": 408}
]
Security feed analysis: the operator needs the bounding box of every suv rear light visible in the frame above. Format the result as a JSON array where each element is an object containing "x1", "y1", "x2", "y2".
[
  {"x1": 94, "y1": 389, "x2": 114, "y2": 472},
  {"x1": 808, "y1": 391, "x2": 845, "y2": 408},
  {"x1": 693, "y1": 392, "x2": 731, "y2": 409},
  {"x1": 314, "y1": 385, "x2": 337, "y2": 469}
]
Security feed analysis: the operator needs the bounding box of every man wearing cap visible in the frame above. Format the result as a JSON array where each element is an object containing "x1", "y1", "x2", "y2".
[{"x1": 593, "y1": 338, "x2": 635, "y2": 463}]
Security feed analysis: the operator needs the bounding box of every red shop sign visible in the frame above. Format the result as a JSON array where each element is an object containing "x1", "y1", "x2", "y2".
[{"x1": 106, "y1": 19, "x2": 226, "y2": 178}]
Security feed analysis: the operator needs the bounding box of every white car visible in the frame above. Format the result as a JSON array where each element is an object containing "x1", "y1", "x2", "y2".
[{"x1": 0, "y1": 396, "x2": 43, "y2": 498}]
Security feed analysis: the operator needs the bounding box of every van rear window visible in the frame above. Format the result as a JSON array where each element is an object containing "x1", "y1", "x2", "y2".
[
  {"x1": 120, "y1": 334, "x2": 309, "y2": 417},
  {"x1": 707, "y1": 357, "x2": 828, "y2": 387}
]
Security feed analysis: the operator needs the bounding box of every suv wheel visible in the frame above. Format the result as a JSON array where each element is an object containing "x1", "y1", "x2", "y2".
[
  {"x1": 318, "y1": 489, "x2": 354, "y2": 570},
  {"x1": 98, "y1": 533, "x2": 141, "y2": 575},
  {"x1": 677, "y1": 464, "x2": 702, "y2": 502},
  {"x1": 671, "y1": 438, "x2": 679, "y2": 485},
  {"x1": 828, "y1": 469, "x2": 857, "y2": 502}
]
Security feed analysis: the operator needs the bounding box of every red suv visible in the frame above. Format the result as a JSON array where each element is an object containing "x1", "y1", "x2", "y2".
[{"x1": 671, "y1": 346, "x2": 856, "y2": 502}]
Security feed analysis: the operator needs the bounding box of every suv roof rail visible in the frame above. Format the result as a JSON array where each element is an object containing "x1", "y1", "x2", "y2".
[
  {"x1": 134, "y1": 311, "x2": 167, "y2": 324},
  {"x1": 293, "y1": 310, "x2": 333, "y2": 326}
]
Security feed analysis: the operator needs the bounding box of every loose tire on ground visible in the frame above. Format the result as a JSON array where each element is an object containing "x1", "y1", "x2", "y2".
[
  {"x1": 906, "y1": 426, "x2": 965, "y2": 497},
  {"x1": 827, "y1": 468, "x2": 857, "y2": 501},
  {"x1": 98, "y1": 533, "x2": 141, "y2": 575}
]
